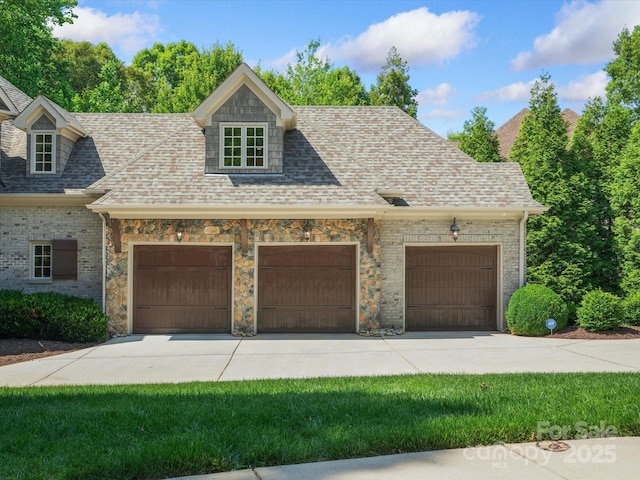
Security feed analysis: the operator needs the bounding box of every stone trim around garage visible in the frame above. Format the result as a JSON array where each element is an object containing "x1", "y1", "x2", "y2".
[{"x1": 104, "y1": 218, "x2": 382, "y2": 335}]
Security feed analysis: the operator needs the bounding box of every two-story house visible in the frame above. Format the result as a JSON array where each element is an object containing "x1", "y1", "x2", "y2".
[{"x1": 0, "y1": 64, "x2": 544, "y2": 336}]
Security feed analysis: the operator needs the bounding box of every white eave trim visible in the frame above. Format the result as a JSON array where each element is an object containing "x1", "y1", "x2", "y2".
[
  {"x1": 13, "y1": 96, "x2": 88, "y2": 138},
  {"x1": 86, "y1": 203, "x2": 547, "y2": 220}
]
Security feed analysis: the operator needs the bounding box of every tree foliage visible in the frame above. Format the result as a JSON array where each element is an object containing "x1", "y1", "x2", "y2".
[
  {"x1": 259, "y1": 40, "x2": 367, "y2": 106},
  {"x1": 512, "y1": 74, "x2": 597, "y2": 312},
  {"x1": 369, "y1": 47, "x2": 418, "y2": 118},
  {"x1": 448, "y1": 106, "x2": 501, "y2": 162},
  {"x1": 605, "y1": 26, "x2": 640, "y2": 122},
  {"x1": 131, "y1": 41, "x2": 243, "y2": 112},
  {"x1": 0, "y1": 0, "x2": 77, "y2": 107}
]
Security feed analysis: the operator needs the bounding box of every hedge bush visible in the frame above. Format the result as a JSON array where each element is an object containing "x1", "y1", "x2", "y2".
[
  {"x1": 0, "y1": 290, "x2": 108, "y2": 342},
  {"x1": 577, "y1": 290, "x2": 624, "y2": 332},
  {"x1": 506, "y1": 284, "x2": 568, "y2": 336},
  {"x1": 622, "y1": 291, "x2": 640, "y2": 326}
]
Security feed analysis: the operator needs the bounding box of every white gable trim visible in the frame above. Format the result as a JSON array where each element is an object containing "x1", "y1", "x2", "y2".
[
  {"x1": 14, "y1": 96, "x2": 88, "y2": 141},
  {"x1": 0, "y1": 87, "x2": 18, "y2": 115},
  {"x1": 192, "y1": 63, "x2": 296, "y2": 130}
]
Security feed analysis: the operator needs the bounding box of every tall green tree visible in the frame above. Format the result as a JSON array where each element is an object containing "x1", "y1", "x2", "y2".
[
  {"x1": 57, "y1": 40, "x2": 125, "y2": 98},
  {"x1": 76, "y1": 60, "x2": 129, "y2": 112},
  {"x1": 369, "y1": 47, "x2": 418, "y2": 118},
  {"x1": 130, "y1": 41, "x2": 242, "y2": 112},
  {"x1": 448, "y1": 106, "x2": 501, "y2": 162},
  {"x1": 261, "y1": 40, "x2": 367, "y2": 106},
  {"x1": 0, "y1": 0, "x2": 76, "y2": 107},
  {"x1": 511, "y1": 74, "x2": 595, "y2": 312},
  {"x1": 610, "y1": 123, "x2": 640, "y2": 293},
  {"x1": 605, "y1": 25, "x2": 640, "y2": 122}
]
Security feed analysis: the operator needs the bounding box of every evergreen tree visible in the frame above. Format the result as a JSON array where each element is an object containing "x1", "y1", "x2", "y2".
[
  {"x1": 605, "y1": 26, "x2": 640, "y2": 122},
  {"x1": 511, "y1": 74, "x2": 595, "y2": 312},
  {"x1": 369, "y1": 47, "x2": 418, "y2": 118},
  {"x1": 610, "y1": 124, "x2": 640, "y2": 293},
  {"x1": 448, "y1": 106, "x2": 501, "y2": 162}
]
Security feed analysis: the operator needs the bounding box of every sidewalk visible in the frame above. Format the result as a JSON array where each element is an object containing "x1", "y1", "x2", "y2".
[
  {"x1": 171, "y1": 437, "x2": 640, "y2": 480},
  {"x1": 1, "y1": 332, "x2": 640, "y2": 386}
]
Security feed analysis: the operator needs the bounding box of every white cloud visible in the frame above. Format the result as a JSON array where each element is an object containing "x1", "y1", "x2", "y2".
[
  {"x1": 52, "y1": 6, "x2": 161, "y2": 57},
  {"x1": 422, "y1": 108, "x2": 466, "y2": 120},
  {"x1": 478, "y1": 80, "x2": 537, "y2": 102},
  {"x1": 417, "y1": 83, "x2": 457, "y2": 106},
  {"x1": 558, "y1": 71, "x2": 608, "y2": 101},
  {"x1": 324, "y1": 7, "x2": 480, "y2": 71},
  {"x1": 512, "y1": 0, "x2": 640, "y2": 71}
]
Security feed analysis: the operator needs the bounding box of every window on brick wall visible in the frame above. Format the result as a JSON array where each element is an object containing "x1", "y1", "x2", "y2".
[
  {"x1": 30, "y1": 239, "x2": 77, "y2": 281},
  {"x1": 219, "y1": 123, "x2": 267, "y2": 168}
]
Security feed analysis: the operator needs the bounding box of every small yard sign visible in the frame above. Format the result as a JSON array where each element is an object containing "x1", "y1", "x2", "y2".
[{"x1": 546, "y1": 318, "x2": 557, "y2": 335}]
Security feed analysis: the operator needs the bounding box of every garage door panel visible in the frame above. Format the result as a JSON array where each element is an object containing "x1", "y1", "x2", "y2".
[
  {"x1": 133, "y1": 246, "x2": 231, "y2": 334},
  {"x1": 258, "y1": 246, "x2": 356, "y2": 333},
  {"x1": 406, "y1": 246, "x2": 497, "y2": 331}
]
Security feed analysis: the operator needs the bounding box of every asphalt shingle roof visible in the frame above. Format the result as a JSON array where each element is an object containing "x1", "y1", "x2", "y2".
[
  {"x1": 1, "y1": 83, "x2": 542, "y2": 212},
  {"x1": 89, "y1": 106, "x2": 541, "y2": 210}
]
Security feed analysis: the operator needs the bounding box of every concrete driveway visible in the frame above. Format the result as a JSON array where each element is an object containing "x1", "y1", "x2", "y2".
[{"x1": 2, "y1": 332, "x2": 640, "y2": 387}]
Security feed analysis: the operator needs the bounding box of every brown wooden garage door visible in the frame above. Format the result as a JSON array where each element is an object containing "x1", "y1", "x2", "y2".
[
  {"x1": 133, "y1": 245, "x2": 232, "y2": 334},
  {"x1": 406, "y1": 246, "x2": 497, "y2": 331},
  {"x1": 258, "y1": 245, "x2": 356, "y2": 333}
]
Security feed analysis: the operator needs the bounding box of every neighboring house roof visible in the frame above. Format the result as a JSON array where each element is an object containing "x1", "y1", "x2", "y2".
[{"x1": 496, "y1": 107, "x2": 580, "y2": 160}]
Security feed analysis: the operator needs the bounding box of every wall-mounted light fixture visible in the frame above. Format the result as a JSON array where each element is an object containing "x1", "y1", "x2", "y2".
[
  {"x1": 303, "y1": 220, "x2": 311, "y2": 242},
  {"x1": 176, "y1": 224, "x2": 184, "y2": 243},
  {"x1": 450, "y1": 218, "x2": 460, "y2": 242}
]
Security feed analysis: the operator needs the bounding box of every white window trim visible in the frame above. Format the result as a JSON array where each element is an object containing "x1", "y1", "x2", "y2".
[
  {"x1": 30, "y1": 131, "x2": 56, "y2": 174},
  {"x1": 219, "y1": 123, "x2": 268, "y2": 169},
  {"x1": 30, "y1": 241, "x2": 53, "y2": 281}
]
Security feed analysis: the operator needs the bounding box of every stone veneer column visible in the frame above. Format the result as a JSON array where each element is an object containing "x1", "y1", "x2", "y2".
[{"x1": 104, "y1": 218, "x2": 382, "y2": 335}]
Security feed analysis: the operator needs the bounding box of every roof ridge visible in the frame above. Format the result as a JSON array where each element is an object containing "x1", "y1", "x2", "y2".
[{"x1": 88, "y1": 117, "x2": 196, "y2": 190}]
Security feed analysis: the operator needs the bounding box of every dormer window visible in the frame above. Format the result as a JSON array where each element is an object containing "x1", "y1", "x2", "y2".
[
  {"x1": 220, "y1": 123, "x2": 267, "y2": 168},
  {"x1": 32, "y1": 131, "x2": 56, "y2": 173}
]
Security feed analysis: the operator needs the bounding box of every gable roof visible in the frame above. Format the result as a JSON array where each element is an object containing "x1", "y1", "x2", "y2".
[
  {"x1": 0, "y1": 76, "x2": 33, "y2": 123},
  {"x1": 496, "y1": 107, "x2": 580, "y2": 160},
  {"x1": 86, "y1": 106, "x2": 544, "y2": 218},
  {"x1": 13, "y1": 95, "x2": 88, "y2": 140},
  {"x1": 192, "y1": 63, "x2": 296, "y2": 130}
]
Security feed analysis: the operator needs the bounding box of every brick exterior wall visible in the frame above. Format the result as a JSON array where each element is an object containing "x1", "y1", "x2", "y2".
[
  {"x1": 204, "y1": 84, "x2": 283, "y2": 174},
  {"x1": 0, "y1": 206, "x2": 103, "y2": 303},
  {"x1": 379, "y1": 218, "x2": 522, "y2": 331}
]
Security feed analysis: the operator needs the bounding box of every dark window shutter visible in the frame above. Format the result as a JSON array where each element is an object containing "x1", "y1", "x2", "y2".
[{"x1": 52, "y1": 239, "x2": 77, "y2": 280}]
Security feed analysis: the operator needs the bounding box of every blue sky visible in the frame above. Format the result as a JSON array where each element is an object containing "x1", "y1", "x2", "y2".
[{"x1": 53, "y1": 0, "x2": 640, "y2": 136}]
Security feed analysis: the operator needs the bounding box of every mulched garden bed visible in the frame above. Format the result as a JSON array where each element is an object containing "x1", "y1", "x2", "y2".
[
  {"x1": 544, "y1": 324, "x2": 640, "y2": 339},
  {"x1": 0, "y1": 338, "x2": 100, "y2": 367}
]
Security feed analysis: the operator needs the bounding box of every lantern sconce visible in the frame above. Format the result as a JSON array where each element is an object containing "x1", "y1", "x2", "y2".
[
  {"x1": 450, "y1": 218, "x2": 460, "y2": 242},
  {"x1": 176, "y1": 224, "x2": 184, "y2": 243},
  {"x1": 303, "y1": 220, "x2": 312, "y2": 242}
]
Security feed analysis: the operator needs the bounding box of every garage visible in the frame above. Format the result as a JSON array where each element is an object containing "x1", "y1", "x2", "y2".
[
  {"x1": 258, "y1": 245, "x2": 357, "y2": 333},
  {"x1": 405, "y1": 246, "x2": 497, "y2": 331},
  {"x1": 132, "y1": 245, "x2": 232, "y2": 334}
]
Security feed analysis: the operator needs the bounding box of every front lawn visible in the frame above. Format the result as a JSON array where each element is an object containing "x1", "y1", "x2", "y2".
[{"x1": 1, "y1": 373, "x2": 639, "y2": 480}]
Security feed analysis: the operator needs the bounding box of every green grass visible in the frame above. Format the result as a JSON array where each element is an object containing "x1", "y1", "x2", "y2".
[{"x1": 1, "y1": 373, "x2": 639, "y2": 479}]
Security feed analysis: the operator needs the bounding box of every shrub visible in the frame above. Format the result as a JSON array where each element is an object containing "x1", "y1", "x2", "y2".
[
  {"x1": 577, "y1": 290, "x2": 624, "y2": 332},
  {"x1": 506, "y1": 284, "x2": 568, "y2": 336},
  {"x1": 622, "y1": 292, "x2": 640, "y2": 326},
  {"x1": 0, "y1": 290, "x2": 29, "y2": 338},
  {"x1": 0, "y1": 290, "x2": 108, "y2": 342}
]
